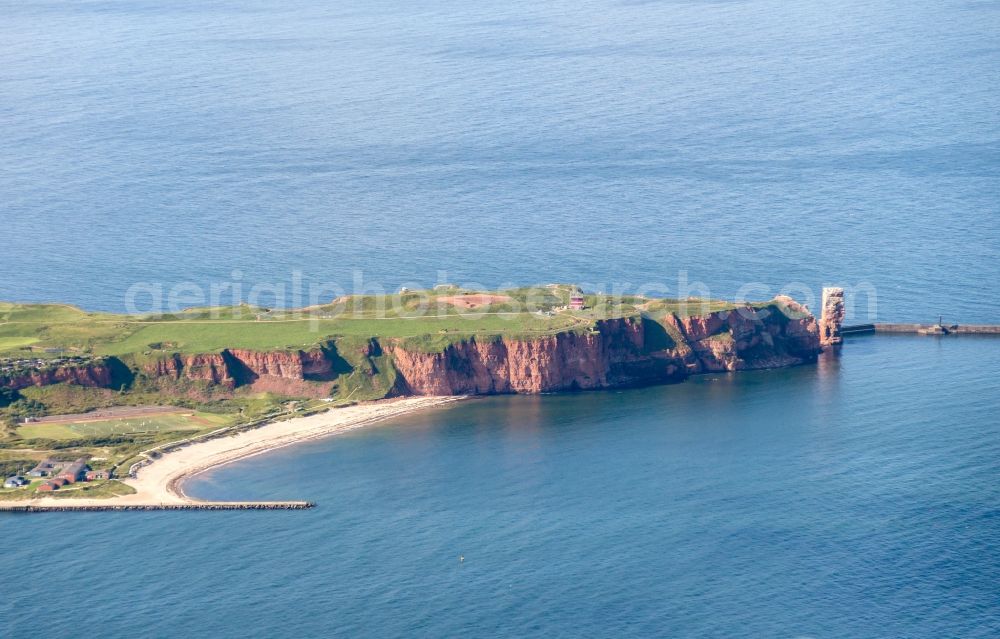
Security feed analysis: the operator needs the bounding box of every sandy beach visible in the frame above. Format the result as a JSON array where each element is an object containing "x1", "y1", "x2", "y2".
[{"x1": 2, "y1": 396, "x2": 462, "y2": 509}]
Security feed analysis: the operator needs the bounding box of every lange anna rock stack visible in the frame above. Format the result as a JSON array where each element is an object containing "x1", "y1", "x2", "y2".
[{"x1": 819, "y1": 287, "x2": 846, "y2": 346}]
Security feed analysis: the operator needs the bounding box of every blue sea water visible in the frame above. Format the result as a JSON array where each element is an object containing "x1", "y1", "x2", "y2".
[
  {"x1": 2, "y1": 1, "x2": 1000, "y2": 637},
  {"x1": 3, "y1": 336, "x2": 1000, "y2": 637},
  {"x1": 1, "y1": 0, "x2": 999, "y2": 320}
]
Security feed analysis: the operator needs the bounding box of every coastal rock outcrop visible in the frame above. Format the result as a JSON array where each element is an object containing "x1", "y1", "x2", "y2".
[
  {"x1": 138, "y1": 349, "x2": 336, "y2": 397},
  {"x1": 387, "y1": 317, "x2": 682, "y2": 395},
  {"x1": 388, "y1": 301, "x2": 820, "y2": 396},
  {"x1": 665, "y1": 296, "x2": 820, "y2": 372},
  {"x1": 0, "y1": 361, "x2": 114, "y2": 391},
  {"x1": 819, "y1": 287, "x2": 845, "y2": 346},
  {"x1": 141, "y1": 353, "x2": 235, "y2": 387}
]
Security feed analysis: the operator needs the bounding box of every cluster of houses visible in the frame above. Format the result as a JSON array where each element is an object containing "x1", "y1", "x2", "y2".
[
  {"x1": 0, "y1": 354, "x2": 90, "y2": 376},
  {"x1": 3, "y1": 458, "x2": 111, "y2": 492}
]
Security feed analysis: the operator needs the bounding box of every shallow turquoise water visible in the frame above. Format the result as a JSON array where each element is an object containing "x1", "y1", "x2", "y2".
[{"x1": 3, "y1": 335, "x2": 999, "y2": 637}]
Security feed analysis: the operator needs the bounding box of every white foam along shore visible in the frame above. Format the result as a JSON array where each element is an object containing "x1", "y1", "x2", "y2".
[{"x1": 2, "y1": 396, "x2": 464, "y2": 509}]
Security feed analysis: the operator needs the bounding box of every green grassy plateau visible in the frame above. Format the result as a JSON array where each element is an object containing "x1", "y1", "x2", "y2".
[{"x1": 0, "y1": 286, "x2": 771, "y2": 359}]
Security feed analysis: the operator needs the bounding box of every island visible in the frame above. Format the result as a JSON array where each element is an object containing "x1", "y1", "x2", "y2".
[{"x1": 0, "y1": 285, "x2": 829, "y2": 510}]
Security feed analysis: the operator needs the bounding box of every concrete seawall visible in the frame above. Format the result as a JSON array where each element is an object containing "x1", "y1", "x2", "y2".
[
  {"x1": 0, "y1": 501, "x2": 315, "y2": 513},
  {"x1": 842, "y1": 323, "x2": 1000, "y2": 336},
  {"x1": 841, "y1": 324, "x2": 876, "y2": 335}
]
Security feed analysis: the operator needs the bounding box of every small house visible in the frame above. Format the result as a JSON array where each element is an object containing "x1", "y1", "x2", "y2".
[
  {"x1": 28, "y1": 459, "x2": 59, "y2": 478},
  {"x1": 569, "y1": 295, "x2": 586, "y2": 310},
  {"x1": 57, "y1": 458, "x2": 89, "y2": 484},
  {"x1": 4, "y1": 476, "x2": 27, "y2": 489},
  {"x1": 37, "y1": 481, "x2": 58, "y2": 492},
  {"x1": 86, "y1": 469, "x2": 111, "y2": 481}
]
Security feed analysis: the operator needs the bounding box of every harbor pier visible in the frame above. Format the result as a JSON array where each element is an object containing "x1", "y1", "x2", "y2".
[
  {"x1": 0, "y1": 501, "x2": 315, "y2": 513},
  {"x1": 842, "y1": 323, "x2": 1000, "y2": 336}
]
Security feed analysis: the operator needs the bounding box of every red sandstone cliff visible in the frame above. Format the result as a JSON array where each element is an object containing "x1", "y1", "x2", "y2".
[
  {"x1": 819, "y1": 287, "x2": 846, "y2": 346},
  {"x1": 1, "y1": 362, "x2": 114, "y2": 392},
  {"x1": 664, "y1": 296, "x2": 820, "y2": 373},
  {"x1": 144, "y1": 353, "x2": 234, "y2": 386},
  {"x1": 387, "y1": 317, "x2": 680, "y2": 395},
  {"x1": 388, "y1": 299, "x2": 820, "y2": 396},
  {"x1": 137, "y1": 348, "x2": 336, "y2": 397},
  {"x1": 1, "y1": 298, "x2": 821, "y2": 399}
]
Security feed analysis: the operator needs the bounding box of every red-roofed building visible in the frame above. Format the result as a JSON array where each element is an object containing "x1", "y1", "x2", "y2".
[{"x1": 57, "y1": 458, "x2": 89, "y2": 484}]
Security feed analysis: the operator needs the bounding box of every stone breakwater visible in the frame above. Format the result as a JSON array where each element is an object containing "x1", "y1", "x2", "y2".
[
  {"x1": 843, "y1": 323, "x2": 1000, "y2": 336},
  {"x1": 0, "y1": 502, "x2": 314, "y2": 513},
  {"x1": 0, "y1": 397, "x2": 461, "y2": 513}
]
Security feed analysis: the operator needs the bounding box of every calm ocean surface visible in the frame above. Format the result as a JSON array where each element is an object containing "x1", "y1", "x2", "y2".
[
  {"x1": 1, "y1": 1, "x2": 999, "y2": 637},
  {"x1": 3, "y1": 336, "x2": 1000, "y2": 637},
  {"x1": 1, "y1": 0, "x2": 998, "y2": 320}
]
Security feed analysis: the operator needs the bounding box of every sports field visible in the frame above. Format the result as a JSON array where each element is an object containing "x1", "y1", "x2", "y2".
[{"x1": 17, "y1": 410, "x2": 232, "y2": 440}]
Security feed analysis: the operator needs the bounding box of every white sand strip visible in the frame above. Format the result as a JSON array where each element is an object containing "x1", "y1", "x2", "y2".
[{"x1": 2, "y1": 396, "x2": 463, "y2": 509}]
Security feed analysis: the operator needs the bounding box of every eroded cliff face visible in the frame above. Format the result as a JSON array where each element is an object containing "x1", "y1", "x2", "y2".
[
  {"x1": 388, "y1": 298, "x2": 821, "y2": 395},
  {"x1": 138, "y1": 348, "x2": 336, "y2": 398},
  {"x1": 665, "y1": 296, "x2": 820, "y2": 373},
  {"x1": 387, "y1": 317, "x2": 683, "y2": 395},
  {"x1": 143, "y1": 353, "x2": 234, "y2": 386},
  {"x1": 819, "y1": 287, "x2": 846, "y2": 346},
  {"x1": 1, "y1": 346, "x2": 350, "y2": 398},
  {"x1": 1, "y1": 298, "x2": 821, "y2": 399},
  {"x1": 0, "y1": 361, "x2": 114, "y2": 392}
]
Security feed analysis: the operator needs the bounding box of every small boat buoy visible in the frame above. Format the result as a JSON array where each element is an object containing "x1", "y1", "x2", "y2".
[{"x1": 459, "y1": 555, "x2": 464, "y2": 563}]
